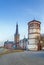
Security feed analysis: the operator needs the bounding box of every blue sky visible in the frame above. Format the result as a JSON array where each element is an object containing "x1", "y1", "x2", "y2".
[{"x1": 0, "y1": 0, "x2": 44, "y2": 46}]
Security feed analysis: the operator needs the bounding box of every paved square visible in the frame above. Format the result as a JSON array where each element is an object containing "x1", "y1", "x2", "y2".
[{"x1": 0, "y1": 51, "x2": 44, "y2": 65}]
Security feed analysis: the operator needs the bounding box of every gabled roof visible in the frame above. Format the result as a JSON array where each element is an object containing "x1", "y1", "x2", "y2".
[{"x1": 4, "y1": 41, "x2": 14, "y2": 44}]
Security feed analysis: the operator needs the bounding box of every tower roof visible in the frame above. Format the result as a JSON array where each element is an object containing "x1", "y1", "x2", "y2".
[
  {"x1": 28, "y1": 20, "x2": 41, "y2": 24},
  {"x1": 15, "y1": 23, "x2": 19, "y2": 35}
]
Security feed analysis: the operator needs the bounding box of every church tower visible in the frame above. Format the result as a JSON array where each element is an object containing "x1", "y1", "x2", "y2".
[{"x1": 14, "y1": 23, "x2": 20, "y2": 48}]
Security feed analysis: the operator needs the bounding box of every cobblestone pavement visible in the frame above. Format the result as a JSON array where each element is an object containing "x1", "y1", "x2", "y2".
[{"x1": 0, "y1": 51, "x2": 44, "y2": 65}]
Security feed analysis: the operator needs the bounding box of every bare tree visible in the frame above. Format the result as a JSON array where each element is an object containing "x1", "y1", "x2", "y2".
[{"x1": 36, "y1": 35, "x2": 42, "y2": 51}]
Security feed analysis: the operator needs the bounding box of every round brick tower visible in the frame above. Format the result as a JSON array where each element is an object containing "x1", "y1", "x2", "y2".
[{"x1": 28, "y1": 20, "x2": 41, "y2": 50}]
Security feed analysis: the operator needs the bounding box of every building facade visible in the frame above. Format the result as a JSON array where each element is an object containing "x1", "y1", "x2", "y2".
[
  {"x1": 4, "y1": 40, "x2": 14, "y2": 49},
  {"x1": 19, "y1": 37, "x2": 28, "y2": 50},
  {"x1": 27, "y1": 20, "x2": 41, "y2": 50}
]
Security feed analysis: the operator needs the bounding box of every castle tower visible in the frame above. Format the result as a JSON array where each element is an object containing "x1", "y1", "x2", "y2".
[
  {"x1": 28, "y1": 20, "x2": 41, "y2": 50},
  {"x1": 14, "y1": 23, "x2": 20, "y2": 48}
]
